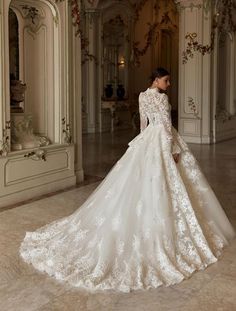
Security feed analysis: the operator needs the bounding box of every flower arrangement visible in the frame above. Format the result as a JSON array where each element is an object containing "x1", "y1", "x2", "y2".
[
  {"x1": 131, "y1": 22, "x2": 159, "y2": 67},
  {"x1": 56, "y1": 0, "x2": 97, "y2": 64},
  {"x1": 182, "y1": 0, "x2": 236, "y2": 63},
  {"x1": 182, "y1": 32, "x2": 212, "y2": 64},
  {"x1": 131, "y1": 1, "x2": 177, "y2": 67}
]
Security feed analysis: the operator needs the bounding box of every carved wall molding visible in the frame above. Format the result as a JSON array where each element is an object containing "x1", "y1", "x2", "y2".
[
  {"x1": 62, "y1": 118, "x2": 72, "y2": 144},
  {"x1": 187, "y1": 97, "x2": 201, "y2": 119},
  {"x1": 10, "y1": 0, "x2": 60, "y2": 34},
  {"x1": 0, "y1": 122, "x2": 11, "y2": 157},
  {"x1": 215, "y1": 106, "x2": 236, "y2": 122},
  {"x1": 181, "y1": 0, "x2": 236, "y2": 63},
  {"x1": 11, "y1": 2, "x2": 45, "y2": 27},
  {"x1": 24, "y1": 149, "x2": 47, "y2": 161}
]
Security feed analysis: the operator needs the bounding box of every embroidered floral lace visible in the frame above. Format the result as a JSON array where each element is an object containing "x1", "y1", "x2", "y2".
[
  {"x1": 20, "y1": 88, "x2": 235, "y2": 293},
  {"x1": 139, "y1": 88, "x2": 180, "y2": 154}
]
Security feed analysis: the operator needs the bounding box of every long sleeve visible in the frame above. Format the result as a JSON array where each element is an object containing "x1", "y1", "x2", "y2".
[
  {"x1": 139, "y1": 94, "x2": 148, "y2": 132},
  {"x1": 159, "y1": 94, "x2": 181, "y2": 154}
]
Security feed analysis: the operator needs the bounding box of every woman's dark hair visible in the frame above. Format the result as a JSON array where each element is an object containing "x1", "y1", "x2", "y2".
[{"x1": 150, "y1": 67, "x2": 170, "y2": 82}]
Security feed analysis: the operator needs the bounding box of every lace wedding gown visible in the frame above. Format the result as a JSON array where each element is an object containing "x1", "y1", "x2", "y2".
[{"x1": 20, "y1": 88, "x2": 235, "y2": 292}]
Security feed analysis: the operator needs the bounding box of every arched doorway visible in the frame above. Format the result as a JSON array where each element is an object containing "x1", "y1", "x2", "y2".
[{"x1": 81, "y1": 0, "x2": 179, "y2": 178}]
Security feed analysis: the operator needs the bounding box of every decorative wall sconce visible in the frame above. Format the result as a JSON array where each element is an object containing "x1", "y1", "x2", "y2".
[{"x1": 118, "y1": 57, "x2": 125, "y2": 67}]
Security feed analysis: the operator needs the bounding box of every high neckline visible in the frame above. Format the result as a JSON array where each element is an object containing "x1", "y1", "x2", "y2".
[{"x1": 147, "y1": 87, "x2": 160, "y2": 92}]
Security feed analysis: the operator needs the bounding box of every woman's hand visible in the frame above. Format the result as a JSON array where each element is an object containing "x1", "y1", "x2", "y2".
[{"x1": 173, "y1": 153, "x2": 180, "y2": 163}]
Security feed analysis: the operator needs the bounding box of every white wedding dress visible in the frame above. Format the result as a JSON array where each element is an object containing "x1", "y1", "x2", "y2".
[{"x1": 20, "y1": 88, "x2": 235, "y2": 293}]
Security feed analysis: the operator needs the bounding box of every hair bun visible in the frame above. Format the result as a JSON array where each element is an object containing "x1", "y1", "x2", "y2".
[{"x1": 150, "y1": 67, "x2": 170, "y2": 82}]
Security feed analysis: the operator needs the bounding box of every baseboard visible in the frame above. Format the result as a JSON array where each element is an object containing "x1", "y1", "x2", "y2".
[{"x1": 0, "y1": 176, "x2": 76, "y2": 209}]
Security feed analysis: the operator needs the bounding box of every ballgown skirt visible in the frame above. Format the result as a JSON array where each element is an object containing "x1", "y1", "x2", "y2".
[{"x1": 20, "y1": 124, "x2": 236, "y2": 292}]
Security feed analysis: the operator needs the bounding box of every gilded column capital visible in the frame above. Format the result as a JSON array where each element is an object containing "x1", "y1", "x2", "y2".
[{"x1": 175, "y1": 0, "x2": 212, "y2": 15}]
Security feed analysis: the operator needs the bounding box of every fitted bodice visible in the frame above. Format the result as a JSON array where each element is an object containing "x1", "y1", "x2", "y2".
[
  {"x1": 139, "y1": 88, "x2": 173, "y2": 139},
  {"x1": 138, "y1": 88, "x2": 181, "y2": 155},
  {"x1": 139, "y1": 88, "x2": 171, "y2": 127},
  {"x1": 145, "y1": 111, "x2": 167, "y2": 127}
]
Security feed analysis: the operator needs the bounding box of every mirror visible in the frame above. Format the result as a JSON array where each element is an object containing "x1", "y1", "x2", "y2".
[
  {"x1": 9, "y1": 8, "x2": 19, "y2": 81},
  {"x1": 9, "y1": 8, "x2": 26, "y2": 113},
  {"x1": 8, "y1": 0, "x2": 61, "y2": 150},
  {"x1": 102, "y1": 15, "x2": 129, "y2": 100}
]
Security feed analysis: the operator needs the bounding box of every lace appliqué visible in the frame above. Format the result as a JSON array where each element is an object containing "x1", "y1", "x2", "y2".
[
  {"x1": 139, "y1": 90, "x2": 181, "y2": 154},
  {"x1": 19, "y1": 88, "x2": 235, "y2": 293}
]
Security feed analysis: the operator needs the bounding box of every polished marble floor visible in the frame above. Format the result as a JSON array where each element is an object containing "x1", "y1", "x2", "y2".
[{"x1": 0, "y1": 129, "x2": 236, "y2": 311}]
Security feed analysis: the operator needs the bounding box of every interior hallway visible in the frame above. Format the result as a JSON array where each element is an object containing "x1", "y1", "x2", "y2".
[{"x1": 0, "y1": 129, "x2": 236, "y2": 311}]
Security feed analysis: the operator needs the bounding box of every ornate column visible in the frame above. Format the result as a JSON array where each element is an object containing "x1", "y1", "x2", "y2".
[
  {"x1": 0, "y1": 0, "x2": 11, "y2": 155},
  {"x1": 211, "y1": 0, "x2": 236, "y2": 142},
  {"x1": 82, "y1": 9, "x2": 100, "y2": 133},
  {"x1": 68, "y1": 3, "x2": 84, "y2": 183},
  {"x1": 177, "y1": 0, "x2": 213, "y2": 143}
]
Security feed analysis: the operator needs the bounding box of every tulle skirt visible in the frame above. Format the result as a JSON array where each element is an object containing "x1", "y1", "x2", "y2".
[{"x1": 20, "y1": 125, "x2": 236, "y2": 292}]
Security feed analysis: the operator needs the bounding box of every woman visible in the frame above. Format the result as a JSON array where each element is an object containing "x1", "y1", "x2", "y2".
[{"x1": 20, "y1": 67, "x2": 235, "y2": 293}]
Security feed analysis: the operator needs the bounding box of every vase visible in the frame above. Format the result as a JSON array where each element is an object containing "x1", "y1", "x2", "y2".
[
  {"x1": 117, "y1": 84, "x2": 125, "y2": 100},
  {"x1": 105, "y1": 84, "x2": 113, "y2": 98}
]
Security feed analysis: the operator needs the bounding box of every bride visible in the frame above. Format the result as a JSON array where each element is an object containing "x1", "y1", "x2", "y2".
[{"x1": 20, "y1": 67, "x2": 235, "y2": 293}]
